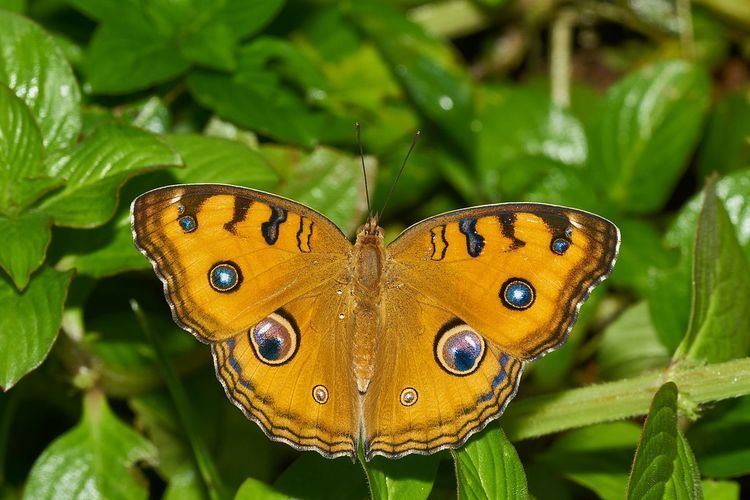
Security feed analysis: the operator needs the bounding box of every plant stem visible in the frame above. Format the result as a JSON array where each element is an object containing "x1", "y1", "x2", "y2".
[
  {"x1": 676, "y1": 0, "x2": 695, "y2": 59},
  {"x1": 504, "y1": 357, "x2": 750, "y2": 441},
  {"x1": 550, "y1": 8, "x2": 575, "y2": 109},
  {"x1": 131, "y1": 300, "x2": 226, "y2": 500}
]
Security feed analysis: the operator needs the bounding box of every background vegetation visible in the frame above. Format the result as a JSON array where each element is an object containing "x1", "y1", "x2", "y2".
[{"x1": 1, "y1": 0, "x2": 750, "y2": 498}]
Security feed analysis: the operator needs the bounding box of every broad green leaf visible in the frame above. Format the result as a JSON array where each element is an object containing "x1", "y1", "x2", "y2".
[
  {"x1": 0, "y1": 84, "x2": 46, "y2": 213},
  {"x1": 0, "y1": 211, "x2": 52, "y2": 289},
  {"x1": 188, "y1": 37, "x2": 350, "y2": 147},
  {"x1": 626, "y1": 382, "x2": 702, "y2": 500},
  {"x1": 476, "y1": 85, "x2": 587, "y2": 200},
  {"x1": 453, "y1": 427, "x2": 527, "y2": 500},
  {"x1": 235, "y1": 478, "x2": 286, "y2": 500},
  {"x1": 598, "y1": 302, "x2": 670, "y2": 381},
  {"x1": 589, "y1": 60, "x2": 710, "y2": 213},
  {"x1": 648, "y1": 170, "x2": 750, "y2": 350},
  {"x1": 0, "y1": 11, "x2": 81, "y2": 152},
  {"x1": 365, "y1": 455, "x2": 439, "y2": 500},
  {"x1": 536, "y1": 422, "x2": 641, "y2": 500},
  {"x1": 675, "y1": 179, "x2": 750, "y2": 363},
  {"x1": 23, "y1": 390, "x2": 157, "y2": 500},
  {"x1": 167, "y1": 134, "x2": 278, "y2": 189},
  {"x1": 274, "y1": 454, "x2": 368, "y2": 499},
  {"x1": 697, "y1": 89, "x2": 750, "y2": 176},
  {"x1": 263, "y1": 146, "x2": 372, "y2": 234},
  {"x1": 84, "y1": 23, "x2": 189, "y2": 94},
  {"x1": 0, "y1": 0, "x2": 25, "y2": 12},
  {"x1": 40, "y1": 124, "x2": 181, "y2": 228},
  {"x1": 349, "y1": 1, "x2": 474, "y2": 155},
  {"x1": 0, "y1": 266, "x2": 71, "y2": 389}
]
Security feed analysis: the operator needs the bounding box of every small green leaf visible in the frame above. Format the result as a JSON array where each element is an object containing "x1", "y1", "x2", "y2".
[
  {"x1": 0, "y1": 10, "x2": 81, "y2": 152},
  {"x1": 264, "y1": 146, "x2": 372, "y2": 234},
  {"x1": 0, "y1": 211, "x2": 52, "y2": 289},
  {"x1": 589, "y1": 60, "x2": 710, "y2": 213},
  {"x1": 235, "y1": 478, "x2": 286, "y2": 500},
  {"x1": 476, "y1": 85, "x2": 587, "y2": 200},
  {"x1": 675, "y1": 178, "x2": 750, "y2": 363},
  {"x1": 41, "y1": 124, "x2": 181, "y2": 228},
  {"x1": 701, "y1": 480, "x2": 740, "y2": 500},
  {"x1": 365, "y1": 455, "x2": 439, "y2": 500},
  {"x1": 627, "y1": 382, "x2": 702, "y2": 500},
  {"x1": 0, "y1": 266, "x2": 71, "y2": 389},
  {"x1": 453, "y1": 427, "x2": 528, "y2": 500},
  {"x1": 598, "y1": 302, "x2": 670, "y2": 381},
  {"x1": 23, "y1": 390, "x2": 157, "y2": 500}
]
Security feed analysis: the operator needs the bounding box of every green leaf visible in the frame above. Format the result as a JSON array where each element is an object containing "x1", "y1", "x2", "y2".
[
  {"x1": 598, "y1": 302, "x2": 670, "y2": 381},
  {"x1": 0, "y1": 211, "x2": 52, "y2": 289},
  {"x1": 697, "y1": 89, "x2": 750, "y2": 177},
  {"x1": 235, "y1": 478, "x2": 286, "y2": 500},
  {"x1": 0, "y1": 84, "x2": 51, "y2": 213},
  {"x1": 675, "y1": 178, "x2": 750, "y2": 363},
  {"x1": 263, "y1": 146, "x2": 372, "y2": 234},
  {"x1": 626, "y1": 382, "x2": 702, "y2": 500},
  {"x1": 348, "y1": 1, "x2": 474, "y2": 154},
  {"x1": 701, "y1": 480, "x2": 740, "y2": 500},
  {"x1": 610, "y1": 218, "x2": 676, "y2": 295},
  {"x1": 537, "y1": 422, "x2": 641, "y2": 500},
  {"x1": 23, "y1": 390, "x2": 157, "y2": 500},
  {"x1": 688, "y1": 396, "x2": 750, "y2": 478},
  {"x1": 84, "y1": 23, "x2": 189, "y2": 94},
  {"x1": 167, "y1": 134, "x2": 277, "y2": 189},
  {"x1": 0, "y1": 10, "x2": 81, "y2": 152},
  {"x1": 453, "y1": 427, "x2": 528, "y2": 500},
  {"x1": 0, "y1": 266, "x2": 71, "y2": 389},
  {"x1": 40, "y1": 124, "x2": 181, "y2": 228},
  {"x1": 476, "y1": 85, "x2": 587, "y2": 200},
  {"x1": 365, "y1": 455, "x2": 439, "y2": 500},
  {"x1": 589, "y1": 60, "x2": 710, "y2": 213}
]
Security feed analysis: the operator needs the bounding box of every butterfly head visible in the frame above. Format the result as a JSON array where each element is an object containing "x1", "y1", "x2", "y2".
[{"x1": 359, "y1": 214, "x2": 383, "y2": 237}]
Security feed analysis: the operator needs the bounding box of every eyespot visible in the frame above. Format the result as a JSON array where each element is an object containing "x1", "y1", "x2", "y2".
[
  {"x1": 208, "y1": 261, "x2": 242, "y2": 292},
  {"x1": 249, "y1": 312, "x2": 299, "y2": 365},
  {"x1": 501, "y1": 278, "x2": 535, "y2": 310},
  {"x1": 312, "y1": 385, "x2": 329, "y2": 404},
  {"x1": 178, "y1": 215, "x2": 196, "y2": 232},
  {"x1": 435, "y1": 323, "x2": 486, "y2": 376},
  {"x1": 400, "y1": 387, "x2": 418, "y2": 406},
  {"x1": 551, "y1": 238, "x2": 570, "y2": 255}
]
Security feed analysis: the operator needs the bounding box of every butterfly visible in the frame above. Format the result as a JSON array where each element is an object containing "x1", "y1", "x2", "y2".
[{"x1": 131, "y1": 183, "x2": 619, "y2": 460}]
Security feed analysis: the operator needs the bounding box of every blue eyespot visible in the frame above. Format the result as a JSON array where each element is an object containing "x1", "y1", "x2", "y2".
[
  {"x1": 502, "y1": 279, "x2": 535, "y2": 310},
  {"x1": 178, "y1": 215, "x2": 196, "y2": 232},
  {"x1": 551, "y1": 238, "x2": 570, "y2": 255},
  {"x1": 250, "y1": 313, "x2": 298, "y2": 365},
  {"x1": 209, "y1": 262, "x2": 241, "y2": 292},
  {"x1": 435, "y1": 324, "x2": 486, "y2": 375}
]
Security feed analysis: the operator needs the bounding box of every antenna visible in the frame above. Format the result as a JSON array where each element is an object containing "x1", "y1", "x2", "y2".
[
  {"x1": 355, "y1": 122, "x2": 371, "y2": 216},
  {"x1": 379, "y1": 130, "x2": 420, "y2": 218}
]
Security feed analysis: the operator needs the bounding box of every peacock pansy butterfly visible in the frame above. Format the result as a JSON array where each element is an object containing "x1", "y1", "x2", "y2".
[{"x1": 131, "y1": 183, "x2": 619, "y2": 460}]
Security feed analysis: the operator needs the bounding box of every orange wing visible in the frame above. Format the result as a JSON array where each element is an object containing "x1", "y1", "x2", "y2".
[
  {"x1": 132, "y1": 184, "x2": 350, "y2": 342},
  {"x1": 387, "y1": 203, "x2": 619, "y2": 360}
]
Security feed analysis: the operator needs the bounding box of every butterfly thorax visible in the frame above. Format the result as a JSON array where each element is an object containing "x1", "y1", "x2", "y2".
[{"x1": 351, "y1": 221, "x2": 386, "y2": 393}]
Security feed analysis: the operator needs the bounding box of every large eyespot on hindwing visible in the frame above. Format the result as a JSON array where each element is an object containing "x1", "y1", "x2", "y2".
[
  {"x1": 434, "y1": 321, "x2": 486, "y2": 376},
  {"x1": 248, "y1": 310, "x2": 299, "y2": 366},
  {"x1": 208, "y1": 261, "x2": 243, "y2": 292},
  {"x1": 500, "y1": 278, "x2": 535, "y2": 310}
]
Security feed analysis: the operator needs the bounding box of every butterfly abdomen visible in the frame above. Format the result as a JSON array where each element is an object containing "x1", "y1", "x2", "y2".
[{"x1": 351, "y1": 229, "x2": 386, "y2": 393}]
